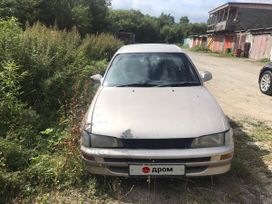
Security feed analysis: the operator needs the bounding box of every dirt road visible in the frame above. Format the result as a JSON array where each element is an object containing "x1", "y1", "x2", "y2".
[{"x1": 186, "y1": 51, "x2": 272, "y2": 123}]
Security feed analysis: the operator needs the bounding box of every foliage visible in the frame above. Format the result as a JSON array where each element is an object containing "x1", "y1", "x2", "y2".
[
  {"x1": 0, "y1": 0, "x2": 110, "y2": 35},
  {"x1": 0, "y1": 17, "x2": 22, "y2": 61},
  {"x1": 0, "y1": 60, "x2": 40, "y2": 147},
  {"x1": 18, "y1": 23, "x2": 82, "y2": 120},
  {"x1": 0, "y1": 170, "x2": 23, "y2": 204},
  {"x1": 0, "y1": 139, "x2": 31, "y2": 171},
  {"x1": 180, "y1": 16, "x2": 189, "y2": 24},
  {"x1": 0, "y1": 18, "x2": 122, "y2": 202},
  {"x1": 0, "y1": 2, "x2": 207, "y2": 43},
  {"x1": 258, "y1": 58, "x2": 271, "y2": 64},
  {"x1": 107, "y1": 9, "x2": 160, "y2": 43},
  {"x1": 157, "y1": 13, "x2": 175, "y2": 28},
  {"x1": 190, "y1": 44, "x2": 210, "y2": 52},
  {"x1": 107, "y1": 9, "x2": 207, "y2": 43},
  {"x1": 80, "y1": 33, "x2": 123, "y2": 61}
]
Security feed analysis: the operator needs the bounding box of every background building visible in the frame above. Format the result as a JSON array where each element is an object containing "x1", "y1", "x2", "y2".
[{"x1": 204, "y1": 2, "x2": 272, "y2": 60}]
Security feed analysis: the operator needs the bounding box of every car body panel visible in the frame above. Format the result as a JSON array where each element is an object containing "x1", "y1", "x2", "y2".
[{"x1": 89, "y1": 86, "x2": 229, "y2": 139}]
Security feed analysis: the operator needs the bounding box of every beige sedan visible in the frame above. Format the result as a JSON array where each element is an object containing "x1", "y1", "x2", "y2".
[{"x1": 80, "y1": 44, "x2": 234, "y2": 177}]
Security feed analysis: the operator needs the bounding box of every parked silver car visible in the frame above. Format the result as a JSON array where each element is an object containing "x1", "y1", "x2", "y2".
[{"x1": 80, "y1": 44, "x2": 234, "y2": 177}]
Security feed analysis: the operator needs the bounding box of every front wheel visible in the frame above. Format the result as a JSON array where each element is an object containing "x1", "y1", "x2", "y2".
[{"x1": 259, "y1": 71, "x2": 272, "y2": 95}]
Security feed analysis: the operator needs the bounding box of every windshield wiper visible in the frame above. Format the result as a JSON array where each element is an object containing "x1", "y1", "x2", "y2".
[
  {"x1": 156, "y1": 82, "x2": 200, "y2": 87},
  {"x1": 115, "y1": 82, "x2": 158, "y2": 87}
]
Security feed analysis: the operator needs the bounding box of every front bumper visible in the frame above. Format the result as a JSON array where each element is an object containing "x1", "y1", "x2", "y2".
[{"x1": 81, "y1": 146, "x2": 234, "y2": 177}]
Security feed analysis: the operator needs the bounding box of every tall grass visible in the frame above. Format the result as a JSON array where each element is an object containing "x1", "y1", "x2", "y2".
[{"x1": 0, "y1": 18, "x2": 123, "y2": 203}]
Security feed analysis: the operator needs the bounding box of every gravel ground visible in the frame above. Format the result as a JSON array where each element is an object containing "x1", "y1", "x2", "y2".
[{"x1": 186, "y1": 51, "x2": 272, "y2": 123}]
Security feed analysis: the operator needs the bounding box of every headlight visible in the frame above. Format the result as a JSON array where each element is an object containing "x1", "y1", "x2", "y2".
[
  {"x1": 225, "y1": 128, "x2": 234, "y2": 146},
  {"x1": 81, "y1": 130, "x2": 91, "y2": 147},
  {"x1": 191, "y1": 133, "x2": 225, "y2": 148},
  {"x1": 80, "y1": 123, "x2": 92, "y2": 147},
  {"x1": 91, "y1": 134, "x2": 123, "y2": 148}
]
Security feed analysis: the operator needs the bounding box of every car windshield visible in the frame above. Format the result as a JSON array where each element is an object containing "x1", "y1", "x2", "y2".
[{"x1": 103, "y1": 53, "x2": 201, "y2": 87}]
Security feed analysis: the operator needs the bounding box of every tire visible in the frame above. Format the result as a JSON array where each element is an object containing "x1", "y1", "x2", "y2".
[{"x1": 259, "y1": 70, "x2": 272, "y2": 96}]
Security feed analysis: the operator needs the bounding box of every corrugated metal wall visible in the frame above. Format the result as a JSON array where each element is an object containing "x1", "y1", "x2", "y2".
[
  {"x1": 208, "y1": 32, "x2": 272, "y2": 60},
  {"x1": 212, "y1": 36, "x2": 224, "y2": 52},
  {"x1": 249, "y1": 34, "x2": 272, "y2": 60},
  {"x1": 224, "y1": 36, "x2": 234, "y2": 51},
  {"x1": 264, "y1": 35, "x2": 272, "y2": 59},
  {"x1": 192, "y1": 38, "x2": 197, "y2": 47}
]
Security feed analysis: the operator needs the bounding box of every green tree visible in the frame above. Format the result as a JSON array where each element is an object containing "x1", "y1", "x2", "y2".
[
  {"x1": 158, "y1": 13, "x2": 175, "y2": 28},
  {"x1": 107, "y1": 10, "x2": 162, "y2": 43},
  {"x1": 180, "y1": 16, "x2": 189, "y2": 24},
  {"x1": 87, "y1": 0, "x2": 111, "y2": 33},
  {"x1": 137, "y1": 15, "x2": 160, "y2": 43},
  {"x1": 0, "y1": 0, "x2": 41, "y2": 25},
  {"x1": 38, "y1": 0, "x2": 73, "y2": 29},
  {"x1": 0, "y1": 0, "x2": 111, "y2": 35}
]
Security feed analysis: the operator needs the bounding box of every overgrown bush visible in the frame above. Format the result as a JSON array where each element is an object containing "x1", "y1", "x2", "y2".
[
  {"x1": 0, "y1": 61, "x2": 40, "y2": 146},
  {"x1": 0, "y1": 18, "x2": 123, "y2": 202},
  {"x1": 80, "y1": 33, "x2": 124, "y2": 61},
  {"x1": 25, "y1": 153, "x2": 86, "y2": 189},
  {"x1": 18, "y1": 23, "x2": 82, "y2": 120},
  {"x1": 0, "y1": 140, "x2": 31, "y2": 171},
  {"x1": 0, "y1": 17, "x2": 22, "y2": 62},
  {"x1": 0, "y1": 171, "x2": 23, "y2": 204}
]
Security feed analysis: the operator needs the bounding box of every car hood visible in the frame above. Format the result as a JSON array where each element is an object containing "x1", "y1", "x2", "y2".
[{"x1": 88, "y1": 86, "x2": 229, "y2": 139}]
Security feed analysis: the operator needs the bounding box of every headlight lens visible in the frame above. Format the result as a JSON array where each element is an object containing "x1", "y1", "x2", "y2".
[
  {"x1": 225, "y1": 128, "x2": 234, "y2": 146},
  {"x1": 81, "y1": 130, "x2": 91, "y2": 147},
  {"x1": 191, "y1": 133, "x2": 225, "y2": 148},
  {"x1": 91, "y1": 134, "x2": 123, "y2": 148}
]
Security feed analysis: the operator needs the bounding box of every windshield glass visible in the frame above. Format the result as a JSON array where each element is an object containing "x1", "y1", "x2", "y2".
[{"x1": 103, "y1": 53, "x2": 201, "y2": 87}]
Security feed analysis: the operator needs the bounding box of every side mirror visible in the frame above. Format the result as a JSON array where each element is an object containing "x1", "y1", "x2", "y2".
[
  {"x1": 200, "y1": 71, "x2": 212, "y2": 82},
  {"x1": 90, "y1": 74, "x2": 103, "y2": 83}
]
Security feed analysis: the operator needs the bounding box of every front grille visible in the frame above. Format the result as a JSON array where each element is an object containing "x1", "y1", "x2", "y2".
[
  {"x1": 104, "y1": 157, "x2": 210, "y2": 163},
  {"x1": 120, "y1": 138, "x2": 194, "y2": 149}
]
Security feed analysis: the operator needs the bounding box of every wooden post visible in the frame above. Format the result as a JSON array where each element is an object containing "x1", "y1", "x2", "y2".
[{"x1": 226, "y1": 6, "x2": 230, "y2": 21}]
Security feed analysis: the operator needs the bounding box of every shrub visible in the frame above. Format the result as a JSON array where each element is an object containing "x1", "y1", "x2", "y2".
[
  {"x1": 0, "y1": 171, "x2": 23, "y2": 204},
  {"x1": 16, "y1": 25, "x2": 121, "y2": 123},
  {"x1": 0, "y1": 17, "x2": 22, "y2": 62},
  {"x1": 0, "y1": 139, "x2": 30, "y2": 171},
  {"x1": 17, "y1": 23, "x2": 82, "y2": 120},
  {"x1": 0, "y1": 18, "x2": 121, "y2": 201},
  {"x1": 0, "y1": 61, "x2": 40, "y2": 146},
  {"x1": 80, "y1": 33, "x2": 123, "y2": 61},
  {"x1": 258, "y1": 58, "x2": 271, "y2": 64},
  {"x1": 25, "y1": 153, "x2": 86, "y2": 188},
  {"x1": 179, "y1": 43, "x2": 189, "y2": 49},
  {"x1": 190, "y1": 45, "x2": 210, "y2": 52}
]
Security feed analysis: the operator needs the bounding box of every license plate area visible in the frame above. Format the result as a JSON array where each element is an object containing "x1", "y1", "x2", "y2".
[{"x1": 129, "y1": 164, "x2": 185, "y2": 176}]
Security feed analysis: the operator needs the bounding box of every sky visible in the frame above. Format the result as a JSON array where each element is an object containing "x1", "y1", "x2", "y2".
[{"x1": 110, "y1": 0, "x2": 272, "y2": 23}]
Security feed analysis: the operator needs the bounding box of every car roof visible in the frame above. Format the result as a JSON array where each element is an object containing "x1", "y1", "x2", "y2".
[{"x1": 116, "y1": 44, "x2": 184, "y2": 54}]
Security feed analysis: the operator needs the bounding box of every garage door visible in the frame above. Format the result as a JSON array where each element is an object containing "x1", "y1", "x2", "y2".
[{"x1": 250, "y1": 35, "x2": 270, "y2": 60}]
